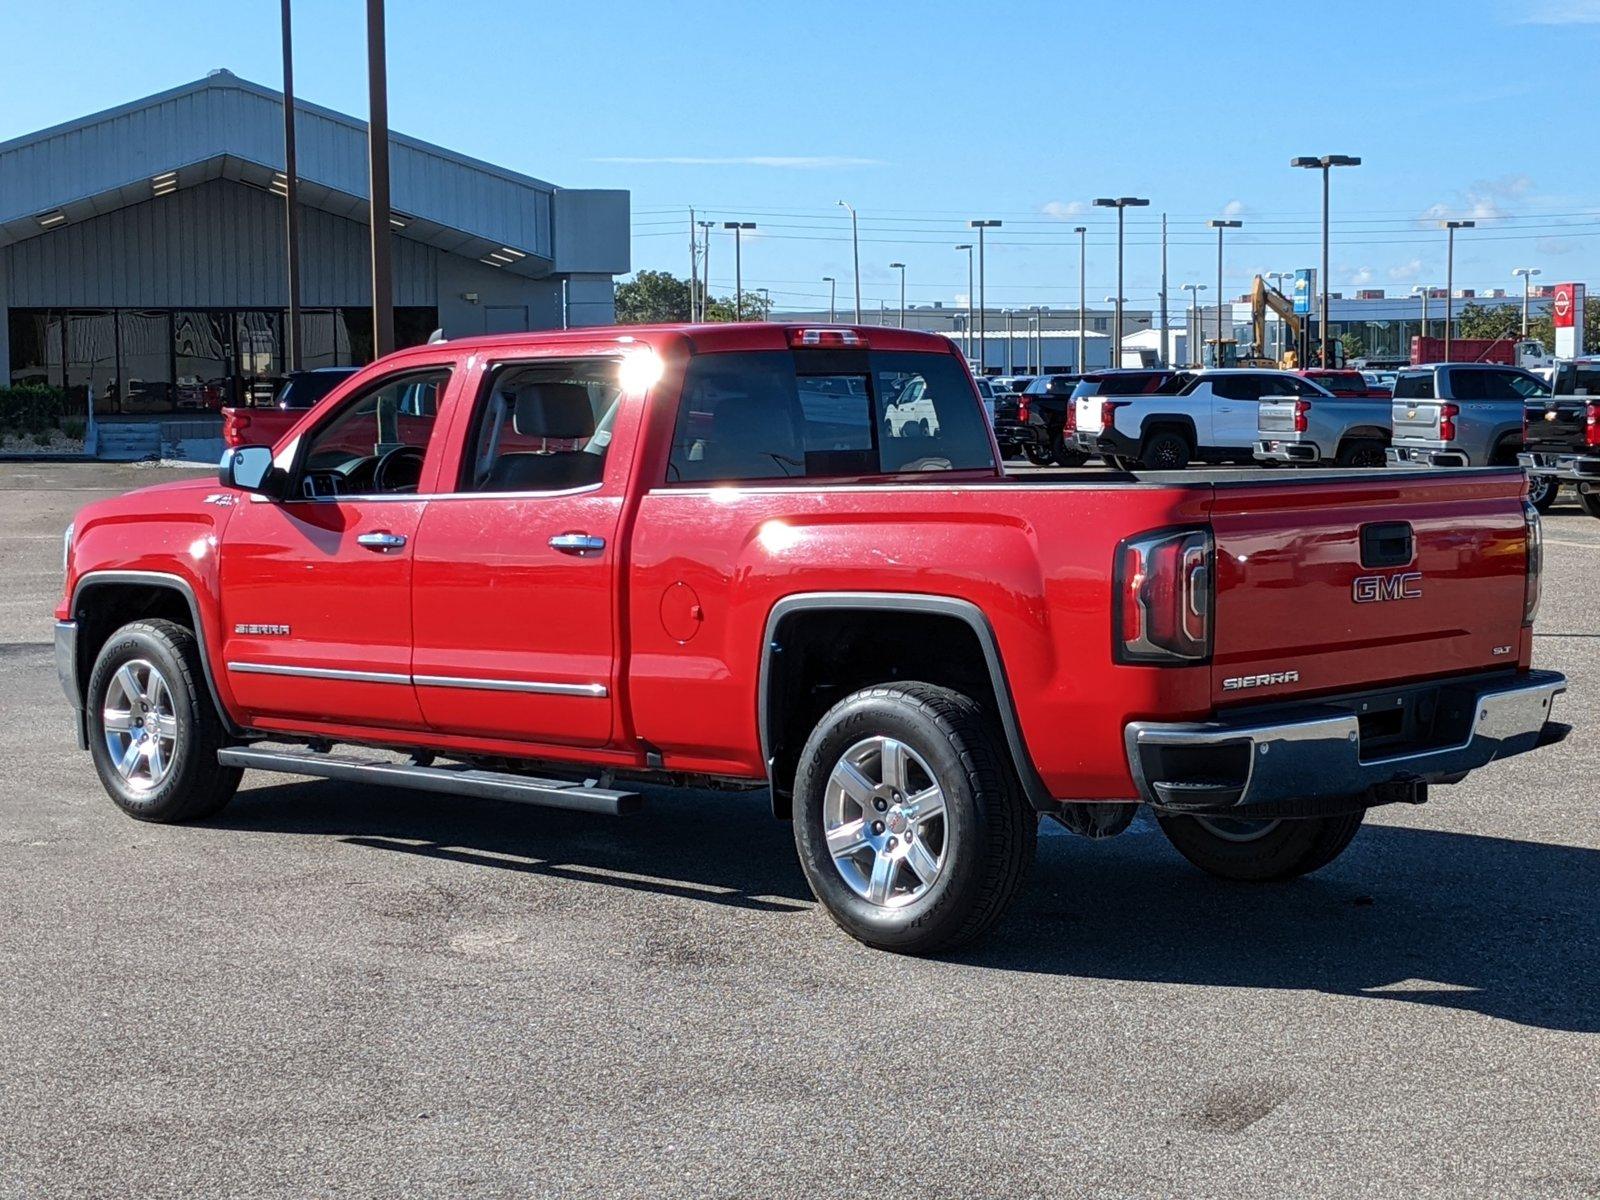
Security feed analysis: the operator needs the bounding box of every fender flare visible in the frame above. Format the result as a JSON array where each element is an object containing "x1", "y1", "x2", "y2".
[
  {"x1": 757, "y1": 591, "x2": 1054, "y2": 812},
  {"x1": 70, "y1": 569, "x2": 241, "y2": 737}
]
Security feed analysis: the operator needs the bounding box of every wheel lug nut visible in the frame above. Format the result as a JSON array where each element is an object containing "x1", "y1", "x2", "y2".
[
  {"x1": 904, "y1": 831, "x2": 913, "y2": 844},
  {"x1": 873, "y1": 798, "x2": 887, "y2": 812},
  {"x1": 872, "y1": 821, "x2": 885, "y2": 835}
]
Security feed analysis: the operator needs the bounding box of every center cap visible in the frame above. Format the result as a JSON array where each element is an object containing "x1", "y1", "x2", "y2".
[{"x1": 885, "y1": 808, "x2": 908, "y2": 835}]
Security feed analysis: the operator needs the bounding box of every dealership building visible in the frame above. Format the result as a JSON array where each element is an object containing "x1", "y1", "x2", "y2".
[{"x1": 0, "y1": 69, "x2": 629, "y2": 419}]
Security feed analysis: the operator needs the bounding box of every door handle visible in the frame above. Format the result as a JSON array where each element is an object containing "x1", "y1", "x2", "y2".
[
  {"x1": 357, "y1": 531, "x2": 407, "y2": 551},
  {"x1": 549, "y1": 533, "x2": 606, "y2": 555}
]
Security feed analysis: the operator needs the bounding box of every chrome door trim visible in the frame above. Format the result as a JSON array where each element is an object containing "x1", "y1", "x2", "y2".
[
  {"x1": 226, "y1": 661, "x2": 411, "y2": 686},
  {"x1": 413, "y1": 674, "x2": 608, "y2": 698}
]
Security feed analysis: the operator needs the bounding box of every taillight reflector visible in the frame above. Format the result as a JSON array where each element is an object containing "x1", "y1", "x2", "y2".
[
  {"x1": 1439, "y1": 402, "x2": 1460, "y2": 442},
  {"x1": 1101, "y1": 399, "x2": 1126, "y2": 432},
  {"x1": 1586, "y1": 401, "x2": 1600, "y2": 449},
  {"x1": 1114, "y1": 528, "x2": 1213, "y2": 664},
  {"x1": 1293, "y1": 400, "x2": 1311, "y2": 433}
]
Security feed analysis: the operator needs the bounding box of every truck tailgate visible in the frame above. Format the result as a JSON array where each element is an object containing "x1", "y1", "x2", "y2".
[
  {"x1": 1391, "y1": 399, "x2": 1443, "y2": 441},
  {"x1": 1075, "y1": 396, "x2": 1103, "y2": 433},
  {"x1": 1257, "y1": 400, "x2": 1297, "y2": 434},
  {"x1": 1523, "y1": 398, "x2": 1588, "y2": 454},
  {"x1": 1209, "y1": 471, "x2": 1529, "y2": 706}
]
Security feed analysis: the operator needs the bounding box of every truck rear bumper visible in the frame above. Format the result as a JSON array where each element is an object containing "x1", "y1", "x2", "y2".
[
  {"x1": 1255, "y1": 438, "x2": 1321, "y2": 464},
  {"x1": 1387, "y1": 443, "x2": 1470, "y2": 468},
  {"x1": 1125, "y1": 670, "x2": 1567, "y2": 816},
  {"x1": 1519, "y1": 451, "x2": 1600, "y2": 483}
]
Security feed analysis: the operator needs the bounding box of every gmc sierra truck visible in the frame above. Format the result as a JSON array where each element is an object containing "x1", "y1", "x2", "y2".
[
  {"x1": 56, "y1": 324, "x2": 1568, "y2": 954},
  {"x1": 1519, "y1": 357, "x2": 1600, "y2": 519}
]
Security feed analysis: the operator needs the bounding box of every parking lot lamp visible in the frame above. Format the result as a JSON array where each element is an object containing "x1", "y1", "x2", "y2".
[
  {"x1": 1182, "y1": 283, "x2": 1207, "y2": 367},
  {"x1": 1291, "y1": 155, "x2": 1361, "y2": 365},
  {"x1": 838, "y1": 201, "x2": 861, "y2": 322},
  {"x1": 890, "y1": 262, "x2": 906, "y2": 327},
  {"x1": 969, "y1": 220, "x2": 1002, "y2": 372},
  {"x1": 1094, "y1": 198, "x2": 1148, "y2": 370},
  {"x1": 722, "y1": 222, "x2": 755, "y2": 319},
  {"x1": 955, "y1": 244, "x2": 974, "y2": 359},
  {"x1": 1207, "y1": 219, "x2": 1242, "y2": 362},
  {"x1": 822, "y1": 276, "x2": 837, "y2": 322},
  {"x1": 1267, "y1": 271, "x2": 1290, "y2": 360},
  {"x1": 696, "y1": 221, "x2": 714, "y2": 319},
  {"x1": 1512, "y1": 267, "x2": 1541, "y2": 336},
  {"x1": 1410, "y1": 284, "x2": 1432, "y2": 345},
  {"x1": 1075, "y1": 226, "x2": 1087, "y2": 372},
  {"x1": 1441, "y1": 220, "x2": 1474, "y2": 359}
]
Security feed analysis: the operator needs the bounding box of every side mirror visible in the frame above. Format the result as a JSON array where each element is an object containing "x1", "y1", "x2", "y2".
[{"x1": 220, "y1": 445, "x2": 278, "y2": 496}]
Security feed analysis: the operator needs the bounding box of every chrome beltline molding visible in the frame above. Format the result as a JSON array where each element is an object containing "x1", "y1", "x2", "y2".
[{"x1": 227, "y1": 660, "x2": 607, "y2": 697}]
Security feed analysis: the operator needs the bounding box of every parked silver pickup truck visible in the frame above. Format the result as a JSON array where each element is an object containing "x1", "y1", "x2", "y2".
[
  {"x1": 1387, "y1": 363, "x2": 1549, "y2": 466},
  {"x1": 1255, "y1": 382, "x2": 1389, "y2": 467}
]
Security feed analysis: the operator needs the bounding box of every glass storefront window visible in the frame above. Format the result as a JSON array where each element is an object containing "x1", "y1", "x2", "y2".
[
  {"x1": 174, "y1": 311, "x2": 235, "y2": 411},
  {"x1": 120, "y1": 310, "x2": 175, "y2": 413},
  {"x1": 236, "y1": 310, "x2": 284, "y2": 407},
  {"x1": 6, "y1": 309, "x2": 63, "y2": 389},
  {"x1": 66, "y1": 312, "x2": 117, "y2": 416}
]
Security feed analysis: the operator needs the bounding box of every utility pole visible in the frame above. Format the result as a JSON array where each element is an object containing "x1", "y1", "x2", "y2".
[
  {"x1": 1004, "y1": 310, "x2": 1015, "y2": 373},
  {"x1": 890, "y1": 262, "x2": 906, "y2": 327},
  {"x1": 688, "y1": 207, "x2": 698, "y2": 322},
  {"x1": 365, "y1": 0, "x2": 394, "y2": 357},
  {"x1": 1159, "y1": 213, "x2": 1169, "y2": 368},
  {"x1": 1207, "y1": 218, "x2": 1242, "y2": 365},
  {"x1": 838, "y1": 200, "x2": 861, "y2": 322},
  {"x1": 280, "y1": 0, "x2": 302, "y2": 370},
  {"x1": 1075, "y1": 226, "x2": 1087, "y2": 372},
  {"x1": 956, "y1": 244, "x2": 974, "y2": 360},
  {"x1": 1094, "y1": 197, "x2": 1148, "y2": 370},
  {"x1": 1442, "y1": 220, "x2": 1474, "y2": 359},
  {"x1": 822, "y1": 276, "x2": 837, "y2": 322},
  {"x1": 697, "y1": 220, "x2": 714, "y2": 319}
]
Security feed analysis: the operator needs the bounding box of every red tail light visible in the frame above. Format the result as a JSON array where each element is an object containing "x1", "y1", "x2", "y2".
[
  {"x1": 1017, "y1": 396, "x2": 1031, "y2": 422},
  {"x1": 1439, "y1": 402, "x2": 1460, "y2": 441},
  {"x1": 1586, "y1": 401, "x2": 1600, "y2": 449},
  {"x1": 1114, "y1": 528, "x2": 1213, "y2": 664},
  {"x1": 1101, "y1": 400, "x2": 1126, "y2": 431},
  {"x1": 1293, "y1": 400, "x2": 1312, "y2": 433},
  {"x1": 223, "y1": 410, "x2": 250, "y2": 446},
  {"x1": 1064, "y1": 401, "x2": 1077, "y2": 432}
]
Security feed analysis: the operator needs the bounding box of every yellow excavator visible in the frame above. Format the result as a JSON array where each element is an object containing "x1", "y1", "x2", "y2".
[{"x1": 1208, "y1": 275, "x2": 1343, "y2": 369}]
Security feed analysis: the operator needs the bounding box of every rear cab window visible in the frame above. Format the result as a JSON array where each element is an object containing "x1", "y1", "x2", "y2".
[
  {"x1": 1392, "y1": 372, "x2": 1436, "y2": 400},
  {"x1": 666, "y1": 349, "x2": 994, "y2": 484}
]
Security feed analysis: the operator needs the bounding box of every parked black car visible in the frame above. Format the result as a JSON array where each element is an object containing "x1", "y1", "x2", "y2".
[{"x1": 997, "y1": 374, "x2": 1085, "y2": 466}]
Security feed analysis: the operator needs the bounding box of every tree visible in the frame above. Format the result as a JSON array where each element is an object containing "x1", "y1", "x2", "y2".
[
  {"x1": 614, "y1": 270, "x2": 692, "y2": 323},
  {"x1": 704, "y1": 291, "x2": 773, "y2": 323},
  {"x1": 1454, "y1": 301, "x2": 1523, "y2": 343},
  {"x1": 1339, "y1": 332, "x2": 1365, "y2": 362}
]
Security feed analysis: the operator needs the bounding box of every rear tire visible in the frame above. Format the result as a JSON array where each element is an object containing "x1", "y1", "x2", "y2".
[
  {"x1": 1335, "y1": 438, "x2": 1387, "y2": 469},
  {"x1": 1579, "y1": 489, "x2": 1600, "y2": 519},
  {"x1": 1021, "y1": 442, "x2": 1053, "y2": 466},
  {"x1": 1140, "y1": 430, "x2": 1192, "y2": 471},
  {"x1": 1050, "y1": 433, "x2": 1090, "y2": 468},
  {"x1": 792, "y1": 683, "x2": 1036, "y2": 954},
  {"x1": 1528, "y1": 475, "x2": 1559, "y2": 512},
  {"x1": 1154, "y1": 810, "x2": 1364, "y2": 882},
  {"x1": 86, "y1": 619, "x2": 241, "y2": 823}
]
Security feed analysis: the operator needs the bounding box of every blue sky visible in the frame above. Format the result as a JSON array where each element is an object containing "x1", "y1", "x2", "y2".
[{"x1": 4, "y1": 0, "x2": 1599, "y2": 314}]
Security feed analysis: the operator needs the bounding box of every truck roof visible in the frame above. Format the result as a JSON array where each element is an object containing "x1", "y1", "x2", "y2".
[{"x1": 379, "y1": 322, "x2": 961, "y2": 362}]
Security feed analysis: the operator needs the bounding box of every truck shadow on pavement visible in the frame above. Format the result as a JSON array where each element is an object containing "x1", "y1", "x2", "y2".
[{"x1": 217, "y1": 782, "x2": 1596, "y2": 1033}]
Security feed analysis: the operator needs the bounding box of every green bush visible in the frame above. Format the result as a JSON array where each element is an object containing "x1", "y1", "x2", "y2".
[
  {"x1": 0, "y1": 384, "x2": 69, "y2": 434},
  {"x1": 61, "y1": 418, "x2": 86, "y2": 441},
  {"x1": 32, "y1": 430, "x2": 52, "y2": 447}
]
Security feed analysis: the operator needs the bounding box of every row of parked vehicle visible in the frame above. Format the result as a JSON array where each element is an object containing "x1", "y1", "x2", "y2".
[{"x1": 985, "y1": 360, "x2": 1600, "y2": 518}]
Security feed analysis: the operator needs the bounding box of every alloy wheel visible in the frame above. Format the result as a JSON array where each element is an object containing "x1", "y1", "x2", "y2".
[
  {"x1": 102, "y1": 658, "x2": 179, "y2": 793},
  {"x1": 823, "y1": 736, "x2": 950, "y2": 908}
]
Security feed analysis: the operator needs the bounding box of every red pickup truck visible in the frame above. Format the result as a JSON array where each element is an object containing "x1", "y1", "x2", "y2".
[{"x1": 55, "y1": 324, "x2": 1568, "y2": 954}]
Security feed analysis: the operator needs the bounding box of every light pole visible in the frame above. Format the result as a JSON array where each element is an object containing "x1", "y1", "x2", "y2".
[
  {"x1": 1032, "y1": 305, "x2": 1044, "y2": 373},
  {"x1": 1512, "y1": 267, "x2": 1541, "y2": 336},
  {"x1": 1411, "y1": 284, "x2": 1432, "y2": 347},
  {"x1": 955, "y1": 244, "x2": 974, "y2": 360},
  {"x1": 1004, "y1": 310, "x2": 1015, "y2": 373},
  {"x1": 1027, "y1": 315, "x2": 1039, "y2": 373},
  {"x1": 696, "y1": 220, "x2": 714, "y2": 319},
  {"x1": 723, "y1": 221, "x2": 755, "y2": 319},
  {"x1": 1075, "y1": 225, "x2": 1087, "y2": 372},
  {"x1": 365, "y1": 0, "x2": 394, "y2": 357},
  {"x1": 1441, "y1": 219, "x2": 1474, "y2": 359},
  {"x1": 822, "y1": 276, "x2": 837, "y2": 322},
  {"x1": 969, "y1": 220, "x2": 1001, "y2": 374},
  {"x1": 838, "y1": 200, "x2": 861, "y2": 322},
  {"x1": 1207, "y1": 218, "x2": 1242, "y2": 364},
  {"x1": 889, "y1": 262, "x2": 906, "y2": 327},
  {"x1": 1267, "y1": 270, "x2": 1290, "y2": 362},
  {"x1": 1182, "y1": 283, "x2": 1207, "y2": 367},
  {"x1": 1291, "y1": 154, "x2": 1361, "y2": 366},
  {"x1": 281, "y1": 0, "x2": 303, "y2": 371},
  {"x1": 1093, "y1": 197, "x2": 1149, "y2": 370}
]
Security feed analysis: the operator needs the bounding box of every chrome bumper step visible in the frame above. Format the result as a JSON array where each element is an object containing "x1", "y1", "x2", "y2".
[{"x1": 217, "y1": 746, "x2": 642, "y2": 815}]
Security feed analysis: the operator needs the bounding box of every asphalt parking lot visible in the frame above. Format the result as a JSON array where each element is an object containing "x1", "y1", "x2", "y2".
[{"x1": 1, "y1": 462, "x2": 1596, "y2": 1199}]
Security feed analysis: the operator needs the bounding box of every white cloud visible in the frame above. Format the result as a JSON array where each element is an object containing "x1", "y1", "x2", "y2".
[
  {"x1": 1388, "y1": 258, "x2": 1425, "y2": 282},
  {"x1": 1222, "y1": 199, "x2": 1247, "y2": 217},
  {"x1": 1424, "y1": 174, "x2": 1535, "y2": 223},
  {"x1": 592, "y1": 155, "x2": 884, "y2": 168},
  {"x1": 1519, "y1": 0, "x2": 1600, "y2": 23},
  {"x1": 1041, "y1": 200, "x2": 1088, "y2": 220},
  {"x1": 1349, "y1": 266, "x2": 1375, "y2": 285}
]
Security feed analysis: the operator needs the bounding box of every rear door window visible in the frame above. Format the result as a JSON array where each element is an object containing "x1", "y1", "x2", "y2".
[
  {"x1": 1573, "y1": 367, "x2": 1600, "y2": 395},
  {"x1": 1447, "y1": 369, "x2": 1489, "y2": 400},
  {"x1": 666, "y1": 350, "x2": 993, "y2": 484}
]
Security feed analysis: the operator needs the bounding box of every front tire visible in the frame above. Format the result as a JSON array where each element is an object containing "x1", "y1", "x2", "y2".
[
  {"x1": 86, "y1": 619, "x2": 241, "y2": 823},
  {"x1": 792, "y1": 683, "x2": 1036, "y2": 954},
  {"x1": 1154, "y1": 810, "x2": 1364, "y2": 882}
]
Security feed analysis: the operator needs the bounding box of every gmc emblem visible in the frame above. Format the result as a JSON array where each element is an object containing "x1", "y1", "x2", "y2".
[{"x1": 1352, "y1": 572, "x2": 1422, "y2": 603}]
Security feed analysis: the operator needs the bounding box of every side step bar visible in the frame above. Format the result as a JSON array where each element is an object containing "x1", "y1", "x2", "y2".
[{"x1": 216, "y1": 746, "x2": 642, "y2": 815}]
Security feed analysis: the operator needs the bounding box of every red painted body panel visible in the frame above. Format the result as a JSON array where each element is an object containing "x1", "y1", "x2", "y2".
[{"x1": 60, "y1": 323, "x2": 1542, "y2": 805}]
